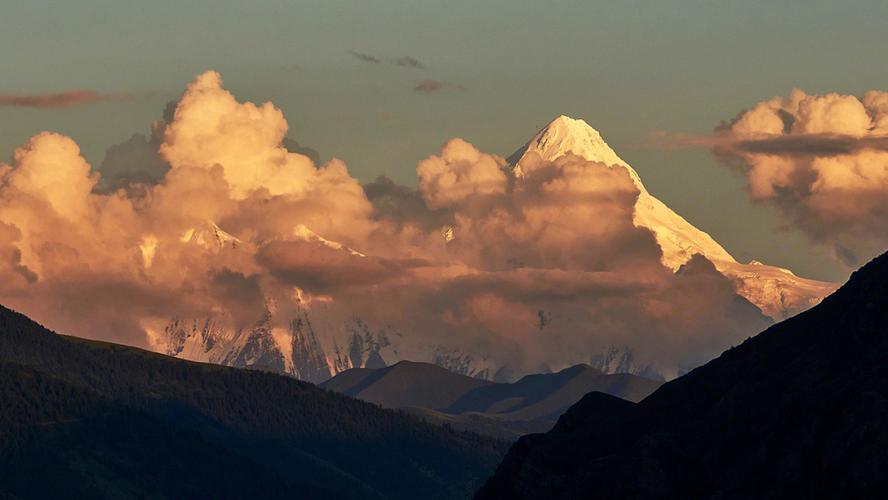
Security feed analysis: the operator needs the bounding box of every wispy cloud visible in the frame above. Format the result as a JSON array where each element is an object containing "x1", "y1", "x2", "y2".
[
  {"x1": 645, "y1": 130, "x2": 888, "y2": 156},
  {"x1": 413, "y1": 79, "x2": 467, "y2": 94},
  {"x1": 347, "y1": 50, "x2": 382, "y2": 64},
  {"x1": 0, "y1": 90, "x2": 129, "y2": 109},
  {"x1": 394, "y1": 56, "x2": 424, "y2": 69},
  {"x1": 414, "y1": 79, "x2": 443, "y2": 93},
  {"x1": 347, "y1": 50, "x2": 425, "y2": 69}
]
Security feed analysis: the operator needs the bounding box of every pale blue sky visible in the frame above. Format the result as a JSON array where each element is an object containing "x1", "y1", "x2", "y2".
[{"x1": 2, "y1": 0, "x2": 886, "y2": 281}]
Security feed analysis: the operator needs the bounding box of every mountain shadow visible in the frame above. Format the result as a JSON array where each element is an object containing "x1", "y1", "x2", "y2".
[
  {"x1": 323, "y1": 361, "x2": 660, "y2": 440},
  {"x1": 476, "y1": 251, "x2": 888, "y2": 499}
]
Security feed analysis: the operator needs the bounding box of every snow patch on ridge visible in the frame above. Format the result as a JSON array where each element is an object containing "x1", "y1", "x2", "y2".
[{"x1": 292, "y1": 224, "x2": 365, "y2": 257}]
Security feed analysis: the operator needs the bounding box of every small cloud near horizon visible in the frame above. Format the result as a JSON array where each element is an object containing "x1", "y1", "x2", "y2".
[
  {"x1": 347, "y1": 50, "x2": 425, "y2": 69},
  {"x1": 0, "y1": 90, "x2": 130, "y2": 109},
  {"x1": 347, "y1": 50, "x2": 382, "y2": 64},
  {"x1": 414, "y1": 79, "x2": 443, "y2": 93},
  {"x1": 413, "y1": 79, "x2": 467, "y2": 94}
]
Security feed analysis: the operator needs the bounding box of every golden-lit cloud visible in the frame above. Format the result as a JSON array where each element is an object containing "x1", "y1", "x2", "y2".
[
  {"x1": 716, "y1": 90, "x2": 888, "y2": 266},
  {"x1": 417, "y1": 138, "x2": 507, "y2": 209},
  {"x1": 0, "y1": 71, "x2": 771, "y2": 380},
  {"x1": 650, "y1": 89, "x2": 888, "y2": 267}
]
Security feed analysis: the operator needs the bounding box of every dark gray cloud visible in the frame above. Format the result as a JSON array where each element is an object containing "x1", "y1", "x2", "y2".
[
  {"x1": 363, "y1": 176, "x2": 452, "y2": 230},
  {"x1": 96, "y1": 133, "x2": 170, "y2": 193},
  {"x1": 347, "y1": 50, "x2": 425, "y2": 69},
  {"x1": 347, "y1": 50, "x2": 382, "y2": 64},
  {"x1": 718, "y1": 133, "x2": 888, "y2": 157},
  {"x1": 208, "y1": 269, "x2": 266, "y2": 327},
  {"x1": 394, "y1": 56, "x2": 424, "y2": 69},
  {"x1": 256, "y1": 240, "x2": 418, "y2": 294},
  {"x1": 282, "y1": 138, "x2": 321, "y2": 164}
]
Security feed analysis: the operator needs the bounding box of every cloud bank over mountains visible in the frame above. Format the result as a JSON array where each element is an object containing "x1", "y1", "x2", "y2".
[{"x1": 0, "y1": 71, "x2": 788, "y2": 379}]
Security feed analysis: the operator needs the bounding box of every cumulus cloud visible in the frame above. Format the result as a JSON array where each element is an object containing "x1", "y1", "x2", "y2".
[
  {"x1": 0, "y1": 90, "x2": 128, "y2": 108},
  {"x1": 0, "y1": 71, "x2": 770, "y2": 381},
  {"x1": 648, "y1": 89, "x2": 888, "y2": 267},
  {"x1": 96, "y1": 133, "x2": 170, "y2": 193},
  {"x1": 705, "y1": 89, "x2": 888, "y2": 266},
  {"x1": 0, "y1": 71, "x2": 376, "y2": 345},
  {"x1": 417, "y1": 138, "x2": 508, "y2": 208}
]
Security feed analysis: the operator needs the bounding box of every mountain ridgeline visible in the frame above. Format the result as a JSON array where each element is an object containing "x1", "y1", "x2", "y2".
[
  {"x1": 322, "y1": 361, "x2": 661, "y2": 439},
  {"x1": 0, "y1": 306, "x2": 507, "y2": 500},
  {"x1": 476, "y1": 251, "x2": 888, "y2": 499}
]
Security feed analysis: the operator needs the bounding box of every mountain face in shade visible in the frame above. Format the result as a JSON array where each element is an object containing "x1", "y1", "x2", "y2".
[
  {"x1": 322, "y1": 360, "x2": 495, "y2": 410},
  {"x1": 323, "y1": 361, "x2": 661, "y2": 439},
  {"x1": 510, "y1": 115, "x2": 837, "y2": 320},
  {"x1": 475, "y1": 251, "x2": 888, "y2": 499},
  {"x1": 0, "y1": 306, "x2": 506, "y2": 500}
]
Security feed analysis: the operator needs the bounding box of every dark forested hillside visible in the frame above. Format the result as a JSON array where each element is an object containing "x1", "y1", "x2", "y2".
[
  {"x1": 476, "y1": 251, "x2": 888, "y2": 499},
  {"x1": 0, "y1": 307, "x2": 506, "y2": 500}
]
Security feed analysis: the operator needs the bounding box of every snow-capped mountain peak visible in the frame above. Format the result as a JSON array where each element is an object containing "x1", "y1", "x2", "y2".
[
  {"x1": 511, "y1": 116, "x2": 735, "y2": 269},
  {"x1": 509, "y1": 115, "x2": 630, "y2": 173},
  {"x1": 181, "y1": 221, "x2": 240, "y2": 250},
  {"x1": 509, "y1": 115, "x2": 836, "y2": 320}
]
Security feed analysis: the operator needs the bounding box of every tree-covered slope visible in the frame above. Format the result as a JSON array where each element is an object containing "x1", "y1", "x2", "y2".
[{"x1": 0, "y1": 306, "x2": 506, "y2": 500}]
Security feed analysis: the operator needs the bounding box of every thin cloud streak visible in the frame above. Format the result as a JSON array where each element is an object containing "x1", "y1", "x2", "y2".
[
  {"x1": 347, "y1": 50, "x2": 382, "y2": 64},
  {"x1": 645, "y1": 130, "x2": 888, "y2": 157},
  {"x1": 347, "y1": 50, "x2": 426, "y2": 69},
  {"x1": 0, "y1": 90, "x2": 130, "y2": 109},
  {"x1": 413, "y1": 79, "x2": 467, "y2": 94},
  {"x1": 414, "y1": 79, "x2": 443, "y2": 93}
]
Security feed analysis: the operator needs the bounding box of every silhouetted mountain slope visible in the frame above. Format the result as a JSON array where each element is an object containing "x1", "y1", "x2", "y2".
[
  {"x1": 323, "y1": 362, "x2": 660, "y2": 439},
  {"x1": 447, "y1": 364, "x2": 658, "y2": 420},
  {"x1": 476, "y1": 251, "x2": 888, "y2": 499},
  {"x1": 0, "y1": 307, "x2": 507, "y2": 500},
  {"x1": 322, "y1": 360, "x2": 493, "y2": 409}
]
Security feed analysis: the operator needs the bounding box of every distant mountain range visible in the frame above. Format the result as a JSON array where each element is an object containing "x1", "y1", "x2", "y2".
[
  {"x1": 322, "y1": 361, "x2": 661, "y2": 439},
  {"x1": 0, "y1": 306, "x2": 506, "y2": 500},
  {"x1": 154, "y1": 116, "x2": 835, "y2": 383},
  {"x1": 476, "y1": 250, "x2": 888, "y2": 499}
]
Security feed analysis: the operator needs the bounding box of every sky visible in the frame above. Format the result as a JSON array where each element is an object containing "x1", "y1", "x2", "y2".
[
  {"x1": 1, "y1": 1, "x2": 887, "y2": 380},
  {"x1": 2, "y1": 0, "x2": 888, "y2": 283}
]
